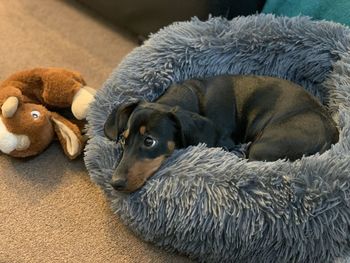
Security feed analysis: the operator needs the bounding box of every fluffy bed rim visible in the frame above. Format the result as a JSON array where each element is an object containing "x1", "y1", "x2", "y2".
[{"x1": 85, "y1": 14, "x2": 350, "y2": 262}]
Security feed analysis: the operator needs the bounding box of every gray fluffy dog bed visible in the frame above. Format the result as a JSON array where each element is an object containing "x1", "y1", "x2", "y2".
[{"x1": 85, "y1": 14, "x2": 350, "y2": 262}]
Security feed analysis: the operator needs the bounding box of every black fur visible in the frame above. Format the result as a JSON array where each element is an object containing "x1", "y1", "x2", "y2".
[{"x1": 104, "y1": 75, "x2": 339, "y2": 191}]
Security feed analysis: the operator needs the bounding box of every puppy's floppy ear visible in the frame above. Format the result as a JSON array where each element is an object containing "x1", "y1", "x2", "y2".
[
  {"x1": 167, "y1": 111, "x2": 185, "y2": 148},
  {"x1": 168, "y1": 108, "x2": 218, "y2": 148},
  {"x1": 104, "y1": 102, "x2": 139, "y2": 141}
]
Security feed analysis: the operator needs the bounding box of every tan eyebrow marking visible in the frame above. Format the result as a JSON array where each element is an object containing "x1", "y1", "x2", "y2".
[
  {"x1": 139, "y1": 126, "x2": 146, "y2": 135},
  {"x1": 167, "y1": 141, "x2": 175, "y2": 152},
  {"x1": 123, "y1": 129, "x2": 130, "y2": 139}
]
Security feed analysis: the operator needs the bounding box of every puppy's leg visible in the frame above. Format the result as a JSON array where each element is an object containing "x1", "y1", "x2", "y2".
[
  {"x1": 248, "y1": 112, "x2": 336, "y2": 162},
  {"x1": 217, "y1": 136, "x2": 236, "y2": 151},
  {"x1": 248, "y1": 139, "x2": 290, "y2": 162}
]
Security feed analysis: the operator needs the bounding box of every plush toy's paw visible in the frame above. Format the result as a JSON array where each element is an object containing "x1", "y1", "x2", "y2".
[{"x1": 72, "y1": 86, "x2": 96, "y2": 120}]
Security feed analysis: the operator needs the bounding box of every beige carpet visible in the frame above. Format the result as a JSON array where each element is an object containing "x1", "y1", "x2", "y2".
[{"x1": 0, "y1": 1, "x2": 191, "y2": 262}]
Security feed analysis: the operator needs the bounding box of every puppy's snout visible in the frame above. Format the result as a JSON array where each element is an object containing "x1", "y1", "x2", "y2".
[{"x1": 111, "y1": 178, "x2": 127, "y2": 191}]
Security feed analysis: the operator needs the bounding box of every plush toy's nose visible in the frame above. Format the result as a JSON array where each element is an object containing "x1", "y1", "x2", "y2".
[
  {"x1": 0, "y1": 118, "x2": 31, "y2": 154},
  {"x1": 0, "y1": 131, "x2": 17, "y2": 154},
  {"x1": 0, "y1": 118, "x2": 18, "y2": 154}
]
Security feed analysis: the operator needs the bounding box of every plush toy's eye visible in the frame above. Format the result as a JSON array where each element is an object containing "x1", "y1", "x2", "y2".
[{"x1": 31, "y1": 110, "x2": 41, "y2": 119}]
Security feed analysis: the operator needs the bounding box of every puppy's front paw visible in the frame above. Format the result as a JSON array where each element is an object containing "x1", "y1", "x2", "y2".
[{"x1": 217, "y1": 136, "x2": 236, "y2": 151}]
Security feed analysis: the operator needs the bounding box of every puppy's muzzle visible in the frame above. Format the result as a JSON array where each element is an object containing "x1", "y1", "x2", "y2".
[
  {"x1": 110, "y1": 177, "x2": 127, "y2": 191},
  {"x1": 110, "y1": 163, "x2": 128, "y2": 191}
]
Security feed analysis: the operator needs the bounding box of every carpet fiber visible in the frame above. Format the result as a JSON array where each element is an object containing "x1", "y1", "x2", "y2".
[{"x1": 0, "y1": 1, "x2": 190, "y2": 262}]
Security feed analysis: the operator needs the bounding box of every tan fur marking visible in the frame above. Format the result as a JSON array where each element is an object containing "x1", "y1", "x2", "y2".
[
  {"x1": 125, "y1": 155, "x2": 165, "y2": 192},
  {"x1": 139, "y1": 126, "x2": 146, "y2": 135},
  {"x1": 123, "y1": 129, "x2": 130, "y2": 139},
  {"x1": 167, "y1": 141, "x2": 175, "y2": 152}
]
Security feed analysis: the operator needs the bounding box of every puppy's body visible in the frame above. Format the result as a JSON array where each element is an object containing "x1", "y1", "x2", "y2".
[
  {"x1": 104, "y1": 75, "x2": 339, "y2": 192},
  {"x1": 159, "y1": 75, "x2": 338, "y2": 160}
]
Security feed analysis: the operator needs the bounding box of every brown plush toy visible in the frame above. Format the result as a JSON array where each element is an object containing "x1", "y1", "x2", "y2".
[{"x1": 0, "y1": 68, "x2": 95, "y2": 159}]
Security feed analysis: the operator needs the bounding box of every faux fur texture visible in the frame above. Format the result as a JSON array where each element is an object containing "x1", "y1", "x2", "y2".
[{"x1": 85, "y1": 14, "x2": 350, "y2": 262}]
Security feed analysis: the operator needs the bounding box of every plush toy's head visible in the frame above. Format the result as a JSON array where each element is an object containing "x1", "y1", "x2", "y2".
[
  {"x1": 0, "y1": 100, "x2": 83, "y2": 158},
  {"x1": 0, "y1": 68, "x2": 95, "y2": 159}
]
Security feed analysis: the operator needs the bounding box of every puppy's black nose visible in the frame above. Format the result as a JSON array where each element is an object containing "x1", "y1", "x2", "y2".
[{"x1": 111, "y1": 179, "x2": 127, "y2": 191}]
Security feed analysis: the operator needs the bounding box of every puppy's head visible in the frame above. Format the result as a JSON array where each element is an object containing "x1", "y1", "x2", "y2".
[{"x1": 104, "y1": 102, "x2": 179, "y2": 193}]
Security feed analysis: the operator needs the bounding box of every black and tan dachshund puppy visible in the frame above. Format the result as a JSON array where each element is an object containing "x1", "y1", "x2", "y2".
[{"x1": 104, "y1": 75, "x2": 339, "y2": 192}]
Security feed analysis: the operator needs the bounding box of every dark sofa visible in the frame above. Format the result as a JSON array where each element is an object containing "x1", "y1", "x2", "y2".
[{"x1": 77, "y1": 0, "x2": 266, "y2": 41}]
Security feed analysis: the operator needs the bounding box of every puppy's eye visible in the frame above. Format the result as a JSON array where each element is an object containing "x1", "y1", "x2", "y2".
[
  {"x1": 144, "y1": 136, "x2": 157, "y2": 148},
  {"x1": 31, "y1": 110, "x2": 41, "y2": 119}
]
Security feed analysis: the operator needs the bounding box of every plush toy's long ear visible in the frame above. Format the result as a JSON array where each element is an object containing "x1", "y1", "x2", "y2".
[
  {"x1": 168, "y1": 108, "x2": 218, "y2": 148},
  {"x1": 104, "y1": 102, "x2": 139, "y2": 141},
  {"x1": 50, "y1": 112, "x2": 85, "y2": 159}
]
